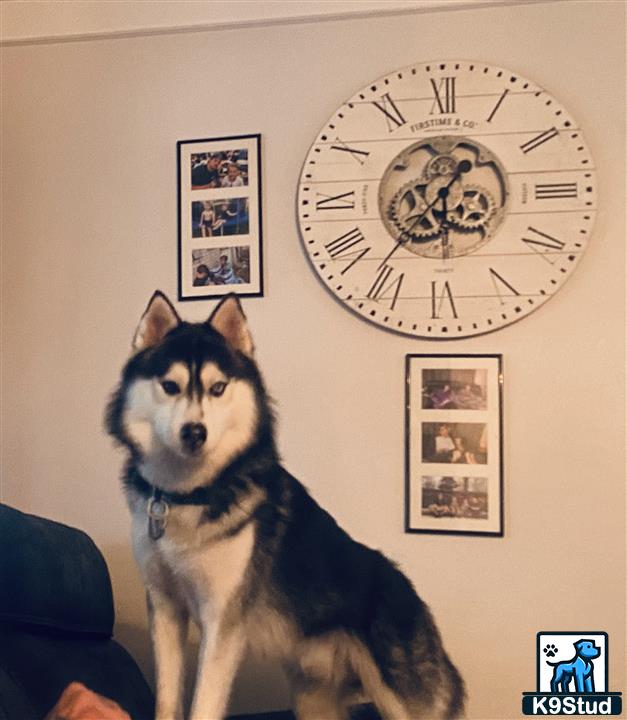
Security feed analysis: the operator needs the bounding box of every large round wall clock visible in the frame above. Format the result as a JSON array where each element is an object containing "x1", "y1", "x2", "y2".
[{"x1": 297, "y1": 60, "x2": 597, "y2": 338}]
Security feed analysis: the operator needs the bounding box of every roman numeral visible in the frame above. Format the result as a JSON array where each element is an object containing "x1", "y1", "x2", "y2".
[
  {"x1": 325, "y1": 227, "x2": 365, "y2": 257},
  {"x1": 315, "y1": 190, "x2": 355, "y2": 211},
  {"x1": 534, "y1": 183, "x2": 578, "y2": 200},
  {"x1": 329, "y1": 139, "x2": 370, "y2": 165},
  {"x1": 486, "y1": 89, "x2": 509, "y2": 123},
  {"x1": 372, "y1": 93, "x2": 407, "y2": 132},
  {"x1": 489, "y1": 268, "x2": 520, "y2": 305},
  {"x1": 520, "y1": 127, "x2": 559, "y2": 154},
  {"x1": 430, "y1": 77, "x2": 457, "y2": 114},
  {"x1": 522, "y1": 226, "x2": 566, "y2": 265},
  {"x1": 324, "y1": 227, "x2": 371, "y2": 274},
  {"x1": 367, "y1": 264, "x2": 405, "y2": 310},
  {"x1": 431, "y1": 281, "x2": 458, "y2": 319}
]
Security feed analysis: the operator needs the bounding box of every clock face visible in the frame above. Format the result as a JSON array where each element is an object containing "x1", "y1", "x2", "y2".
[{"x1": 297, "y1": 60, "x2": 597, "y2": 338}]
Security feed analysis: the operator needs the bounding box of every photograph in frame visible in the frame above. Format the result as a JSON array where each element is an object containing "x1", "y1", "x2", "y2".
[
  {"x1": 420, "y1": 476, "x2": 489, "y2": 521},
  {"x1": 421, "y1": 422, "x2": 488, "y2": 465},
  {"x1": 178, "y1": 134, "x2": 262, "y2": 299},
  {"x1": 192, "y1": 246, "x2": 251, "y2": 287},
  {"x1": 421, "y1": 368, "x2": 488, "y2": 410},
  {"x1": 190, "y1": 148, "x2": 249, "y2": 189},
  {"x1": 192, "y1": 198, "x2": 250, "y2": 238},
  {"x1": 405, "y1": 354, "x2": 503, "y2": 536}
]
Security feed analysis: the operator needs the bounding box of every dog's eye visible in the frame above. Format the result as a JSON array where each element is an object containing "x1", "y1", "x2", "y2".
[
  {"x1": 161, "y1": 380, "x2": 181, "y2": 396},
  {"x1": 209, "y1": 381, "x2": 227, "y2": 397}
]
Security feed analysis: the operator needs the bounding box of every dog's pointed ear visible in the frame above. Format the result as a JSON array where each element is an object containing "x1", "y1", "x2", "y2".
[
  {"x1": 208, "y1": 294, "x2": 254, "y2": 357},
  {"x1": 132, "y1": 291, "x2": 180, "y2": 351}
]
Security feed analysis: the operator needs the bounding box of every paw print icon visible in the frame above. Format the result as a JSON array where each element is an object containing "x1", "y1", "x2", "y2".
[{"x1": 543, "y1": 643, "x2": 558, "y2": 658}]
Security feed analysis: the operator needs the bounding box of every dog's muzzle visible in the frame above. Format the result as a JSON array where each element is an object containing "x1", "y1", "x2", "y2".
[{"x1": 180, "y1": 422, "x2": 207, "y2": 452}]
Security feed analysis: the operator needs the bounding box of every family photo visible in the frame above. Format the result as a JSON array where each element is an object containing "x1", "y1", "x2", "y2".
[
  {"x1": 421, "y1": 476, "x2": 489, "y2": 520},
  {"x1": 422, "y1": 368, "x2": 488, "y2": 410},
  {"x1": 192, "y1": 246, "x2": 250, "y2": 287},
  {"x1": 422, "y1": 422, "x2": 487, "y2": 465},
  {"x1": 191, "y1": 198, "x2": 249, "y2": 237},
  {"x1": 190, "y1": 148, "x2": 248, "y2": 189}
]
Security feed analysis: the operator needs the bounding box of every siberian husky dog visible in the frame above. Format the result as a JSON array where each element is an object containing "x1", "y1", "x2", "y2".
[{"x1": 106, "y1": 291, "x2": 465, "y2": 720}]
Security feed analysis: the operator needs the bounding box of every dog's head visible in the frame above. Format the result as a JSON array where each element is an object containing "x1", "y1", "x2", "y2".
[
  {"x1": 575, "y1": 639, "x2": 601, "y2": 660},
  {"x1": 107, "y1": 291, "x2": 273, "y2": 488}
]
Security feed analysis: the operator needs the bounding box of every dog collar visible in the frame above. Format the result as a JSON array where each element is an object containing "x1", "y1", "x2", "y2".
[
  {"x1": 127, "y1": 467, "x2": 247, "y2": 504},
  {"x1": 125, "y1": 465, "x2": 257, "y2": 541}
]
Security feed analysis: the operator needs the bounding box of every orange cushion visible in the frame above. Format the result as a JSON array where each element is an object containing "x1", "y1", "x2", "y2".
[{"x1": 45, "y1": 682, "x2": 131, "y2": 720}]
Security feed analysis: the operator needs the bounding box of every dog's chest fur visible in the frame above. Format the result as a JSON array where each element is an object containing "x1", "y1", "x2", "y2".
[
  {"x1": 128, "y1": 492, "x2": 298, "y2": 661},
  {"x1": 129, "y1": 496, "x2": 255, "y2": 623}
]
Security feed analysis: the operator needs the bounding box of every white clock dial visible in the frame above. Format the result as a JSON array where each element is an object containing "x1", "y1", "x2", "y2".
[{"x1": 297, "y1": 60, "x2": 597, "y2": 339}]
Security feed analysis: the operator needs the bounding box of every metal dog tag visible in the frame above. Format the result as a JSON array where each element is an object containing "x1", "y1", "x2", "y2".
[{"x1": 147, "y1": 496, "x2": 169, "y2": 541}]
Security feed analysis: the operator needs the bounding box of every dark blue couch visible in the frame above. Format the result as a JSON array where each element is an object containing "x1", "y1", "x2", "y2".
[{"x1": 0, "y1": 504, "x2": 154, "y2": 719}]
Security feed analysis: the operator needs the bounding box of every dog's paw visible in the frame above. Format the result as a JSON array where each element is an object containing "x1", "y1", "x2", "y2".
[{"x1": 543, "y1": 643, "x2": 558, "y2": 658}]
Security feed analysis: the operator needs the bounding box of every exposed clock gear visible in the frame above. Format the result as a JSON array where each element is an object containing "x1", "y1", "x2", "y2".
[
  {"x1": 449, "y1": 184, "x2": 496, "y2": 231},
  {"x1": 388, "y1": 180, "x2": 440, "y2": 241},
  {"x1": 380, "y1": 136, "x2": 509, "y2": 258},
  {"x1": 425, "y1": 154, "x2": 458, "y2": 179},
  {"x1": 390, "y1": 176, "x2": 494, "y2": 244}
]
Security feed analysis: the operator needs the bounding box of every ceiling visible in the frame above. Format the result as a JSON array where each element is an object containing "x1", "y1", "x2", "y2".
[{"x1": 1, "y1": 0, "x2": 533, "y2": 45}]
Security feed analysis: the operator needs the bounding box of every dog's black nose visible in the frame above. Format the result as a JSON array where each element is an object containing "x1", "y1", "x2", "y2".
[{"x1": 180, "y1": 423, "x2": 207, "y2": 452}]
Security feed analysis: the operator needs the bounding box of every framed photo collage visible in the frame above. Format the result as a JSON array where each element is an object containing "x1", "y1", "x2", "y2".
[
  {"x1": 405, "y1": 354, "x2": 504, "y2": 537},
  {"x1": 177, "y1": 134, "x2": 263, "y2": 300}
]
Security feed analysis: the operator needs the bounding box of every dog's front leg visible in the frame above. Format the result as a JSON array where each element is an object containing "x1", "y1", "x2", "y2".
[
  {"x1": 147, "y1": 589, "x2": 189, "y2": 720},
  {"x1": 188, "y1": 619, "x2": 246, "y2": 720},
  {"x1": 574, "y1": 669, "x2": 589, "y2": 694}
]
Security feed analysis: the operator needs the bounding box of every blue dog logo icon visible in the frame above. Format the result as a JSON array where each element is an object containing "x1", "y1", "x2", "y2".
[
  {"x1": 547, "y1": 638, "x2": 600, "y2": 693},
  {"x1": 522, "y1": 631, "x2": 622, "y2": 716}
]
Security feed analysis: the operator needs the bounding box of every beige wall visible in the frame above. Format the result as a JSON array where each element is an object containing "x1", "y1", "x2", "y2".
[{"x1": 1, "y1": 1, "x2": 624, "y2": 718}]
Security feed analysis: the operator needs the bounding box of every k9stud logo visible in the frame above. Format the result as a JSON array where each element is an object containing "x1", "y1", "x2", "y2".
[{"x1": 522, "y1": 632, "x2": 622, "y2": 715}]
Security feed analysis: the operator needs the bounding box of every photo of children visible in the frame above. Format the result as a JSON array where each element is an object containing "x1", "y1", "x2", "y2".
[
  {"x1": 191, "y1": 198, "x2": 249, "y2": 237},
  {"x1": 421, "y1": 422, "x2": 487, "y2": 464},
  {"x1": 421, "y1": 476, "x2": 488, "y2": 520},
  {"x1": 190, "y1": 149, "x2": 248, "y2": 189},
  {"x1": 422, "y1": 368, "x2": 488, "y2": 410},
  {"x1": 192, "y1": 246, "x2": 250, "y2": 287}
]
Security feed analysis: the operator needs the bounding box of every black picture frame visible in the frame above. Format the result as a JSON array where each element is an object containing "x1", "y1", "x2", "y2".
[
  {"x1": 177, "y1": 133, "x2": 263, "y2": 301},
  {"x1": 405, "y1": 354, "x2": 504, "y2": 537}
]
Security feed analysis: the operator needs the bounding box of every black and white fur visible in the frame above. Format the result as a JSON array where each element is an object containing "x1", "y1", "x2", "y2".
[{"x1": 106, "y1": 291, "x2": 465, "y2": 720}]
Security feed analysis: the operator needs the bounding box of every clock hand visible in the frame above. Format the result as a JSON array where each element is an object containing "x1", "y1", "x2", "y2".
[
  {"x1": 379, "y1": 159, "x2": 471, "y2": 269},
  {"x1": 378, "y1": 191, "x2": 444, "y2": 269},
  {"x1": 438, "y1": 189, "x2": 451, "y2": 260}
]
